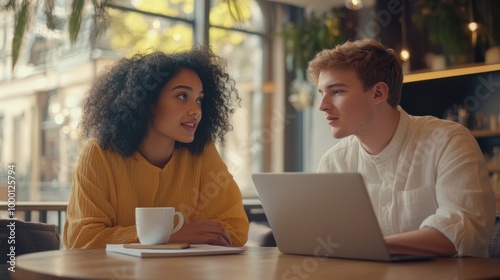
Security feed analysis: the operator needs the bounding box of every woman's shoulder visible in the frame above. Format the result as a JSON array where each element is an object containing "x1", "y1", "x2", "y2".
[
  {"x1": 77, "y1": 139, "x2": 135, "y2": 173},
  {"x1": 78, "y1": 139, "x2": 123, "y2": 162},
  {"x1": 80, "y1": 139, "x2": 105, "y2": 154}
]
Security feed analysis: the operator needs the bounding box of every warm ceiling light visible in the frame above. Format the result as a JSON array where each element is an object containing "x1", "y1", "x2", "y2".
[
  {"x1": 345, "y1": 0, "x2": 363, "y2": 11},
  {"x1": 468, "y1": 22, "x2": 478, "y2": 32},
  {"x1": 400, "y1": 49, "x2": 410, "y2": 62}
]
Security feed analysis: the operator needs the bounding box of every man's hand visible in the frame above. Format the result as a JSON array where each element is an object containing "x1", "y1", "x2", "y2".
[{"x1": 169, "y1": 219, "x2": 232, "y2": 247}]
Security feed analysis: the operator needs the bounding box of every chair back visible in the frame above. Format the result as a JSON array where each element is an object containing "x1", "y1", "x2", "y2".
[
  {"x1": 0, "y1": 219, "x2": 60, "y2": 279},
  {"x1": 0, "y1": 219, "x2": 60, "y2": 261}
]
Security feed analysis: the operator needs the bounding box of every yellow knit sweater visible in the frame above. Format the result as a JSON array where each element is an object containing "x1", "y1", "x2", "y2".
[{"x1": 63, "y1": 140, "x2": 249, "y2": 249}]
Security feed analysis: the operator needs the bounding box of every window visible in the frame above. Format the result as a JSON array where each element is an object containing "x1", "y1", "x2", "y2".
[
  {"x1": 0, "y1": 0, "x2": 270, "y2": 202},
  {"x1": 209, "y1": 0, "x2": 266, "y2": 197}
]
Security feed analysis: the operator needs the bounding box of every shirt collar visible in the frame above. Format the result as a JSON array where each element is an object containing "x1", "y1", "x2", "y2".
[{"x1": 361, "y1": 106, "x2": 409, "y2": 163}]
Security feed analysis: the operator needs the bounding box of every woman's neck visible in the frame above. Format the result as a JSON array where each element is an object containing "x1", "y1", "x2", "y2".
[{"x1": 137, "y1": 133, "x2": 175, "y2": 168}]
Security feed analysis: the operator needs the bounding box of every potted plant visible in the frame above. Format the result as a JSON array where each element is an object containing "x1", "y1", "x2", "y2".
[{"x1": 411, "y1": 0, "x2": 472, "y2": 67}]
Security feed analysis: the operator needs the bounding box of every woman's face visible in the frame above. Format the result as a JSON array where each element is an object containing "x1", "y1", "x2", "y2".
[{"x1": 149, "y1": 68, "x2": 204, "y2": 144}]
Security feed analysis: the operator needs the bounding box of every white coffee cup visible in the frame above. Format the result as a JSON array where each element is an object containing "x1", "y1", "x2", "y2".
[{"x1": 135, "y1": 207, "x2": 184, "y2": 245}]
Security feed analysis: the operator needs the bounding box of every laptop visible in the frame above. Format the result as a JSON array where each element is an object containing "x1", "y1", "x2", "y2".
[{"x1": 252, "y1": 172, "x2": 432, "y2": 262}]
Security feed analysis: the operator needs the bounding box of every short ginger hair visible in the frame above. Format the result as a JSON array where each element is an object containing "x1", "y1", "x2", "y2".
[{"x1": 307, "y1": 39, "x2": 403, "y2": 108}]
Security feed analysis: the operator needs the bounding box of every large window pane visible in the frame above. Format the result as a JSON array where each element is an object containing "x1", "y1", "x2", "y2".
[
  {"x1": 113, "y1": 0, "x2": 195, "y2": 20},
  {"x1": 106, "y1": 9, "x2": 193, "y2": 55},
  {"x1": 209, "y1": 28, "x2": 264, "y2": 197},
  {"x1": 209, "y1": 0, "x2": 264, "y2": 32},
  {"x1": 209, "y1": 0, "x2": 266, "y2": 198}
]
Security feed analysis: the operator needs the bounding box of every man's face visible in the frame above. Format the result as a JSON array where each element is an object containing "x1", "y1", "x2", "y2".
[{"x1": 317, "y1": 69, "x2": 375, "y2": 139}]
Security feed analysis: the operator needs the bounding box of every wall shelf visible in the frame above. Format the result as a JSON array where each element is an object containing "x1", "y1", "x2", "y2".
[
  {"x1": 403, "y1": 63, "x2": 500, "y2": 83},
  {"x1": 488, "y1": 164, "x2": 500, "y2": 173},
  {"x1": 471, "y1": 130, "x2": 500, "y2": 138}
]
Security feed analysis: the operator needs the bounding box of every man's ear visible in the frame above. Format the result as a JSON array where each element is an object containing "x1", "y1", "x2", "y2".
[{"x1": 372, "y1": 82, "x2": 389, "y2": 105}]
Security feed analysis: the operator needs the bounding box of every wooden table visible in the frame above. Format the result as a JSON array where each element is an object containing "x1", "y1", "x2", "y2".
[{"x1": 10, "y1": 247, "x2": 500, "y2": 280}]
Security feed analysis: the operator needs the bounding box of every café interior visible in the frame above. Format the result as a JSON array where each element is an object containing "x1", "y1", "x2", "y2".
[{"x1": 0, "y1": 0, "x2": 500, "y2": 278}]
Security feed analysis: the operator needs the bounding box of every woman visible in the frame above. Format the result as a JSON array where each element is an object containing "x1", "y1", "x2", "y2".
[{"x1": 63, "y1": 47, "x2": 249, "y2": 249}]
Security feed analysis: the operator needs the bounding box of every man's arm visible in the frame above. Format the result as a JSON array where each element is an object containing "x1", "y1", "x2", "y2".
[{"x1": 384, "y1": 227, "x2": 457, "y2": 256}]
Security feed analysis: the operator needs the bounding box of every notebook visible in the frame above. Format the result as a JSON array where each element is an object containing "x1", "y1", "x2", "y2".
[
  {"x1": 106, "y1": 244, "x2": 244, "y2": 258},
  {"x1": 252, "y1": 172, "x2": 432, "y2": 262}
]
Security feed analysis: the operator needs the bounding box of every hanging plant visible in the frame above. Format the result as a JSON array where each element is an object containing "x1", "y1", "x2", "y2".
[
  {"x1": 281, "y1": 9, "x2": 345, "y2": 73},
  {"x1": 280, "y1": 9, "x2": 345, "y2": 110}
]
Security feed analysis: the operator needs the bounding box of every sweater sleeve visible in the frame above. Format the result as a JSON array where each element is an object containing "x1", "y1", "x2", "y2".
[
  {"x1": 194, "y1": 143, "x2": 249, "y2": 247},
  {"x1": 63, "y1": 140, "x2": 139, "y2": 249}
]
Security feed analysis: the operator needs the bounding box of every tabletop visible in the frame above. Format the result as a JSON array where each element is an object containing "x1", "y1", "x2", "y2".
[{"x1": 10, "y1": 247, "x2": 500, "y2": 280}]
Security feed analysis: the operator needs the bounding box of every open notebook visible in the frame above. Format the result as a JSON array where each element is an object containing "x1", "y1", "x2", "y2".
[
  {"x1": 106, "y1": 244, "x2": 244, "y2": 258},
  {"x1": 252, "y1": 172, "x2": 432, "y2": 262}
]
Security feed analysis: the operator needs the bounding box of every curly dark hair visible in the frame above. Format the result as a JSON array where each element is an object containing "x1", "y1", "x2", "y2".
[{"x1": 80, "y1": 46, "x2": 240, "y2": 157}]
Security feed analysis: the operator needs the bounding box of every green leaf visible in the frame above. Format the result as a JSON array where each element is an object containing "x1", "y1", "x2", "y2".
[
  {"x1": 90, "y1": 0, "x2": 107, "y2": 48},
  {"x1": 226, "y1": 0, "x2": 244, "y2": 22},
  {"x1": 69, "y1": 0, "x2": 85, "y2": 43},
  {"x1": 89, "y1": 0, "x2": 126, "y2": 48},
  {"x1": 11, "y1": 0, "x2": 32, "y2": 71}
]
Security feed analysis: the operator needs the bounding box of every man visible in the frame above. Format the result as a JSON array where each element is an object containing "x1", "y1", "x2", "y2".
[{"x1": 307, "y1": 39, "x2": 495, "y2": 257}]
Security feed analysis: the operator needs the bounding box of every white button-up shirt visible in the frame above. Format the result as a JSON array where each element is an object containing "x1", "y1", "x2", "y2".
[{"x1": 318, "y1": 107, "x2": 496, "y2": 257}]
